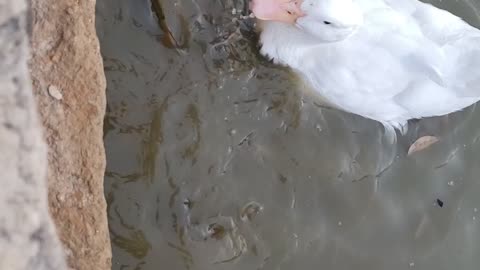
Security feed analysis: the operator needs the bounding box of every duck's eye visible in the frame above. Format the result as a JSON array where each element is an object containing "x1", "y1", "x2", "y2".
[
  {"x1": 323, "y1": 21, "x2": 332, "y2": 25},
  {"x1": 287, "y1": 11, "x2": 292, "y2": 15}
]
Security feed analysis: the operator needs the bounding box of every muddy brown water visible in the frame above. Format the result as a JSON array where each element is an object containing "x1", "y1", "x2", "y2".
[{"x1": 97, "y1": 0, "x2": 480, "y2": 269}]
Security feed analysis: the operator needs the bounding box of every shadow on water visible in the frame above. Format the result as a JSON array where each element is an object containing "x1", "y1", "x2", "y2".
[{"x1": 97, "y1": 0, "x2": 480, "y2": 269}]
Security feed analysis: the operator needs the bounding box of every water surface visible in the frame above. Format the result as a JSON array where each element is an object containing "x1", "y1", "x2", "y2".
[{"x1": 97, "y1": 1, "x2": 480, "y2": 269}]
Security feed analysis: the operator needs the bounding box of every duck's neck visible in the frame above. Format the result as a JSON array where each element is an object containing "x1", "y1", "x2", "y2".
[{"x1": 259, "y1": 22, "x2": 322, "y2": 68}]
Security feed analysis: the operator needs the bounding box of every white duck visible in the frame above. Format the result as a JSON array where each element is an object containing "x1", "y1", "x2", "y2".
[{"x1": 250, "y1": 0, "x2": 480, "y2": 135}]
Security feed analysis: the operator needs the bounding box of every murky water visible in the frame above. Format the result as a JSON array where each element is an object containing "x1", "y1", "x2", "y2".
[{"x1": 97, "y1": 0, "x2": 480, "y2": 269}]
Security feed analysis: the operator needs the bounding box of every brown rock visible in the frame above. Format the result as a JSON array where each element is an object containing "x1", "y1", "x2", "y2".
[{"x1": 29, "y1": 0, "x2": 112, "y2": 269}]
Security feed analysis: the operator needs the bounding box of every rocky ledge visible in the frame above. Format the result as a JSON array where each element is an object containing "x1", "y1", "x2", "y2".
[{"x1": 30, "y1": 0, "x2": 112, "y2": 269}]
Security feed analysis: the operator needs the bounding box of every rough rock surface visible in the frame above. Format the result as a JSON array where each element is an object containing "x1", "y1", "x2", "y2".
[
  {"x1": 0, "y1": 0, "x2": 66, "y2": 269},
  {"x1": 29, "y1": 0, "x2": 112, "y2": 269}
]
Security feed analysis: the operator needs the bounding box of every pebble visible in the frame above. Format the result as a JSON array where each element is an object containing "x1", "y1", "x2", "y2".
[
  {"x1": 56, "y1": 193, "x2": 65, "y2": 203},
  {"x1": 48, "y1": 85, "x2": 63, "y2": 100},
  {"x1": 66, "y1": 7, "x2": 74, "y2": 15}
]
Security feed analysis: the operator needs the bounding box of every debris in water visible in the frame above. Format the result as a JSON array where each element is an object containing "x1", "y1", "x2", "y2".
[
  {"x1": 240, "y1": 201, "x2": 263, "y2": 222},
  {"x1": 278, "y1": 173, "x2": 288, "y2": 183},
  {"x1": 183, "y1": 198, "x2": 194, "y2": 209},
  {"x1": 207, "y1": 223, "x2": 226, "y2": 240},
  {"x1": 436, "y1": 199, "x2": 444, "y2": 208},
  {"x1": 408, "y1": 136, "x2": 439, "y2": 155}
]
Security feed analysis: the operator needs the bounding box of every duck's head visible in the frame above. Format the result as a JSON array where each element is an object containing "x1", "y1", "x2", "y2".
[{"x1": 250, "y1": 0, "x2": 363, "y2": 42}]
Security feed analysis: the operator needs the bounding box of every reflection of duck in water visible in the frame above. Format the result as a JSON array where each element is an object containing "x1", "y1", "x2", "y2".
[{"x1": 250, "y1": 0, "x2": 480, "y2": 140}]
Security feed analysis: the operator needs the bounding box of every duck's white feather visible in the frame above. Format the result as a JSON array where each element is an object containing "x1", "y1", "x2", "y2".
[{"x1": 258, "y1": 0, "x2": 480, "y2": 132}]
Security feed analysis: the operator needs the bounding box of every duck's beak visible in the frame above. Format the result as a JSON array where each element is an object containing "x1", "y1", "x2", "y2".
[{"x1": 250, "y1": 0, "x2": 305, "y2": 24}]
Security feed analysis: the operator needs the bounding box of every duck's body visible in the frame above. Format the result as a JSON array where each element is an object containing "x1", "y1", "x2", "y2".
[{"x1": 254, "y1": 0, "x2": 480, "y2": 131}]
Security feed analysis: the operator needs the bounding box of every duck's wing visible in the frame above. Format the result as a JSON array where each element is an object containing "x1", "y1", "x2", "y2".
[
  {"x1": 317, "y1": 3, "x2": 479, "y2": 119},
  {"x1": 411, "y1": 2, "x2": 480, "y2": 97},
  {"x1": 383, "y1": 0, "x2": 480, "y2": 44},
  {"x1": 380, "y1": 0, "x2": 480, "y2": 97}
]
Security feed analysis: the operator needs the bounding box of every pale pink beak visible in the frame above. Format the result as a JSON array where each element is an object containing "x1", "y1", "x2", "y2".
[{"x1": 250, "y1": 0, "x2": 305, "y2": 24}]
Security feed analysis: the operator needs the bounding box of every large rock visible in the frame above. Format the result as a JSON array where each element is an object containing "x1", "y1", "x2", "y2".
[
  {"x1": 29, "y1": 0, "x2": 112, "y2": 269},
  {"x1": 0, "y1": 0, "x2": 66, "y2": 269}
]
